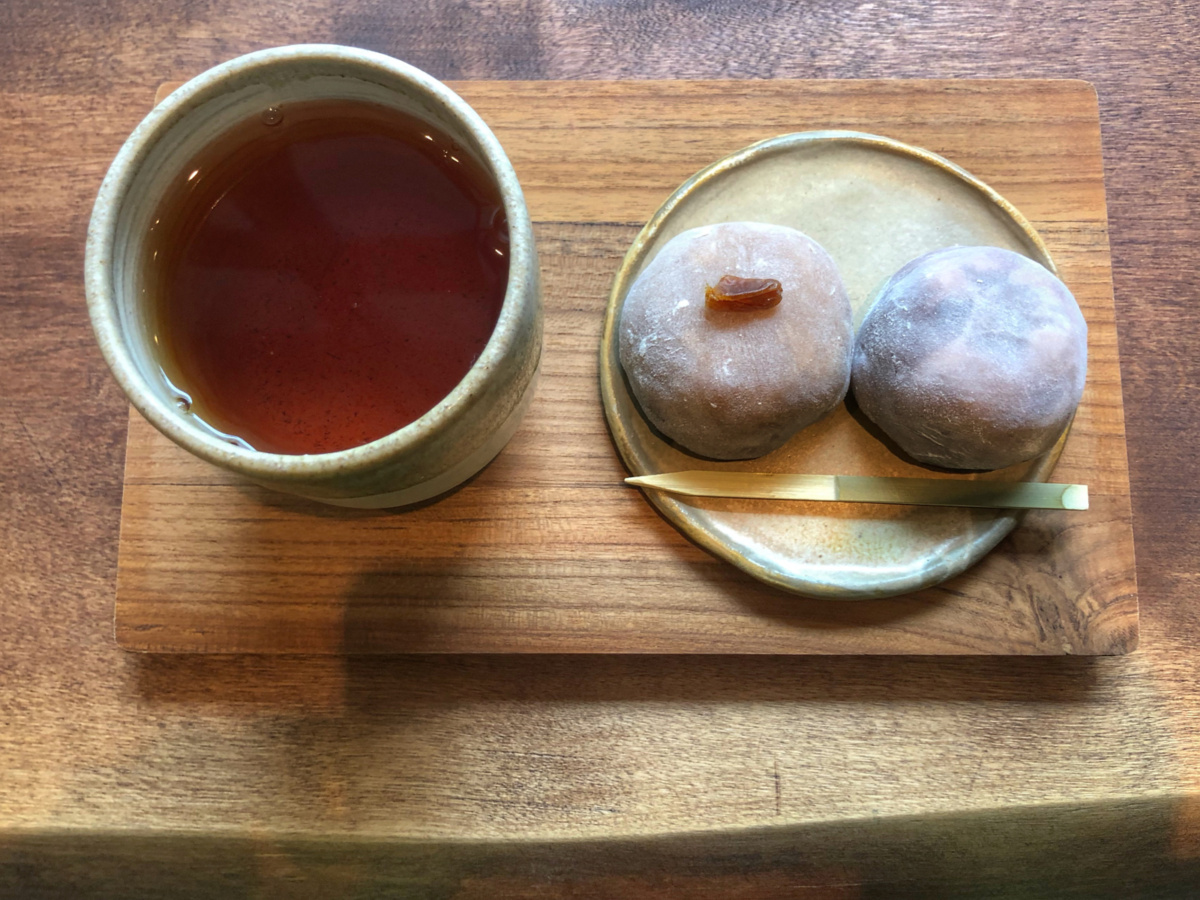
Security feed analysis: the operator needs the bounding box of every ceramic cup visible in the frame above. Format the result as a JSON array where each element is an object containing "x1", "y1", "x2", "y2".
[{"x1": 85, "y1": 45, "x2": 542, "y2": 508}]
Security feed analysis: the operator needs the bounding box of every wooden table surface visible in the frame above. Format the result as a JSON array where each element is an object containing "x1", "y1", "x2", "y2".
[{"x1": 2, "y1": 2, "x2": 1198, "y2": 896}]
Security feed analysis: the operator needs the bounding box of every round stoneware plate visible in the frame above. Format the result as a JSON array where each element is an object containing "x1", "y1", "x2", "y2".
[{"x1": 599, "y1": 130, "x2": 1072, "y2": 600}]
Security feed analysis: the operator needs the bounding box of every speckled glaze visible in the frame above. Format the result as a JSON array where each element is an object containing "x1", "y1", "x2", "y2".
[
  {"x1": 600, "y1": 131, "x2": 1071, "y2": 599},
  {"x1": 86, "y1": 45, "x2": 542, "y2": 508}
]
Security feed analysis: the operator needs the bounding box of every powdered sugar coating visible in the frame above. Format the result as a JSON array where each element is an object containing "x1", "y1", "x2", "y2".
[
  {"x1": 852, "y1": 245, "x2": 1088, "y2": 470},
  {"x1": 618, "y1": 222, "x2": 853, "y2": 460}
]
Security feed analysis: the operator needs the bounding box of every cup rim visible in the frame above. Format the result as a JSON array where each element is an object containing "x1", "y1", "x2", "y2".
[{"x1": 85, "y1": 44, "x2": 535, "y2": 482}]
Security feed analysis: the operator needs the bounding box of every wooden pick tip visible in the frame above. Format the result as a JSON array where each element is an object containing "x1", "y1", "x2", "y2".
[{"x1": 1062, "y1": 484, "x2": 1089, "y2": 510}]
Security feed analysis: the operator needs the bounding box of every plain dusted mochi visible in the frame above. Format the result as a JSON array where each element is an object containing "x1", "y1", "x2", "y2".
[
  {"x1": 852, "y1": 245, "x2": 1088, "y2": 470},
  {"x1": 618, "y1": 222, "x2": 853, "y2": 460}
]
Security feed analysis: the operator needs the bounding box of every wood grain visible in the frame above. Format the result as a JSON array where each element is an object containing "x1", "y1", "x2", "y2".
[{"x1": 114, "y1": 79, "x2": 1137, "y2": 655}]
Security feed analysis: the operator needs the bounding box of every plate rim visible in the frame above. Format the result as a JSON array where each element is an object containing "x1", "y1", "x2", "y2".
[{"x1": 598, "y1": 129, "x2": 1074, "y2": 600}]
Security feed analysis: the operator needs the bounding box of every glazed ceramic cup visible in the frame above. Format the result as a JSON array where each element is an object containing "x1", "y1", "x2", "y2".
[{"x1": 86, "y1": 45, "x2": 542, "y2": 508}]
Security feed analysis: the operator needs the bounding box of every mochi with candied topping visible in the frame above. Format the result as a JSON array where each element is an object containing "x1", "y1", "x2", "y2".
[
  {"x1": 618, "y1": 222, "x2": 853, "y2": 460},
  {"x1": 851, "y1": 245, "x2": 1088, "y2": 470}
]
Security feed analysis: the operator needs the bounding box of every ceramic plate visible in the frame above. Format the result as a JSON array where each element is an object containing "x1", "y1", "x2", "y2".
[{"x1": 599, "y1": 131, "x2": 1070, "y2": 599}]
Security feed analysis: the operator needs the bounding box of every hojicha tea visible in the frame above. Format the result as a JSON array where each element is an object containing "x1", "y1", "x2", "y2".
[{"x1": 143, "y1": 98, "x2": 509, "y2": 455}]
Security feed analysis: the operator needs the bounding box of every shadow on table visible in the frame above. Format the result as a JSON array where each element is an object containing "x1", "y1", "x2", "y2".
[
  {"x1": 132, "y1": 650, "x2": 1103, "y2": 709},
  {"x1": 3, "y1": 795, "x2": 1198, "y2": 899}
]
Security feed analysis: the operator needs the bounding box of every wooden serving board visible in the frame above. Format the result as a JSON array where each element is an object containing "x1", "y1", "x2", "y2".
[{"x1": 115, "y1": 80, "x2": 1137, "y2": 655}]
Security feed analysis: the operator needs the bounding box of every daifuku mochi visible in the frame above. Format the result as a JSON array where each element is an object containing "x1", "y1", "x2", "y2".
[
  {"x1": 852, "y1": 245, "x2": 1088, "y2": 470},
  {"x1": 619, "y1": 222, "x2": 853, "y2": 460}
]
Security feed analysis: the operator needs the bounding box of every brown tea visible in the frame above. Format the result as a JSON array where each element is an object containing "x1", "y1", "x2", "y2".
[{"x1": 143, "y1": 99, "x2": 509, "y2": 455}]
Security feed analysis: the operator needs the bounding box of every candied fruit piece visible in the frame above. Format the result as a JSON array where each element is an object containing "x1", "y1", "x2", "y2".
[{"x1": 705, "y1": 274, "x2": 783, "y2": 311}]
